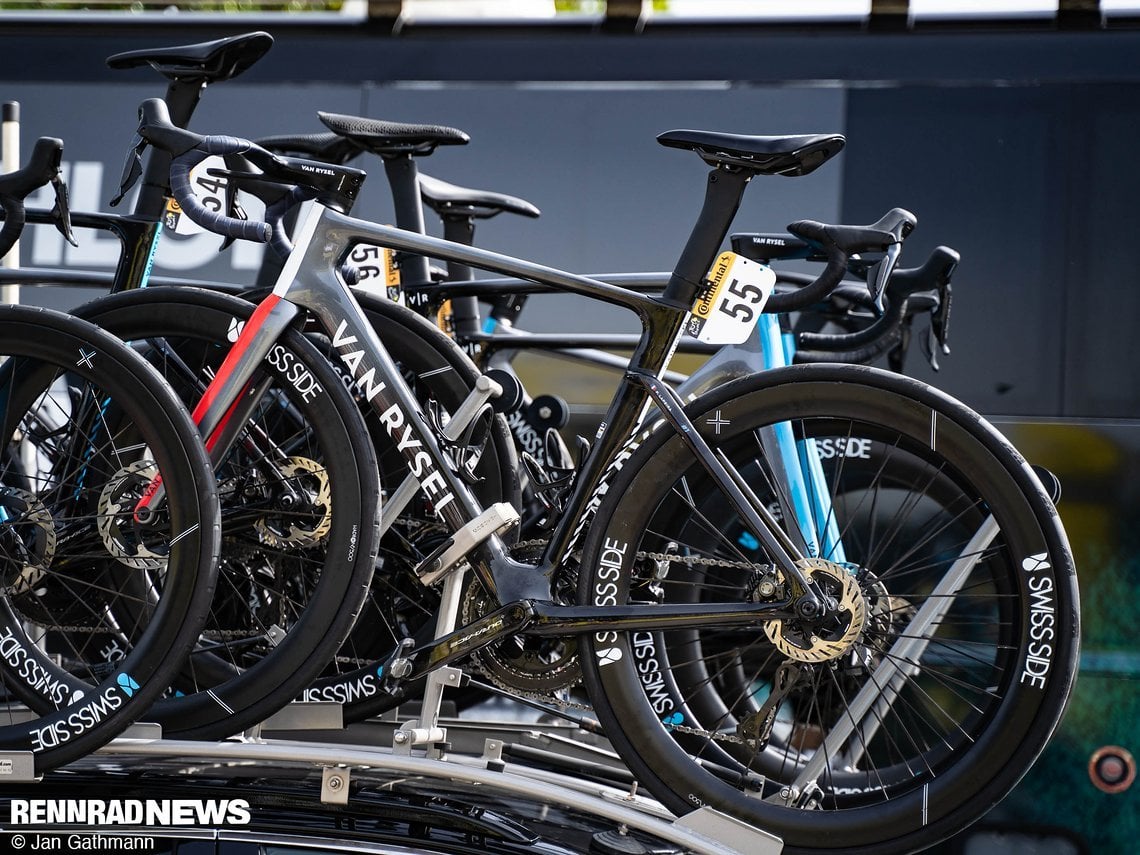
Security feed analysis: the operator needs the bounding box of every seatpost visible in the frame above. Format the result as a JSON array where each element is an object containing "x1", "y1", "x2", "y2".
[
  {"x1": 661, "y1": 165, "x2": 752, "y2": 308},
  {"x1": 382, "y1": 153, "x2": 433, "y2": 291},
  {"x1": 439, "y1": 214, "x2": 483, "y2": 339}
]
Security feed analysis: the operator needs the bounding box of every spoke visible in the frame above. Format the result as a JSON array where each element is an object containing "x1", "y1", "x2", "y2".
[{"x1": 792, "y1": 514, "x2": 999, "y2": 790}]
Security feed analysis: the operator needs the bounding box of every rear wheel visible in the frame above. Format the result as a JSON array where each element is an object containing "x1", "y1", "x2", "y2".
[{"x1": 578, "y1": 364, "x2": 1078, "y2": 854}]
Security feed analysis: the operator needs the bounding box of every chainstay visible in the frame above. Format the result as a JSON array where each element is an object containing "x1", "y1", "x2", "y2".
[{"x1": 500, "y1": 542, "x2": 762, "y2": 746}]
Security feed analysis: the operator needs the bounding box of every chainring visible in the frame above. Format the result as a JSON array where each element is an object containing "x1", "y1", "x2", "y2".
[{"x1": 461, "y1": 540, "x2": 582, "y2": 694}]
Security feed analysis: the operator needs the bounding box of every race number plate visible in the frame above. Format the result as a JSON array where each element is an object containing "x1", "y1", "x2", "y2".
[
  {"x1": 685, "y1": 251, "x2": 775, "y2": 344},
  {"x1": 164, "y1": 155, "x2": 229, "y2": 235},
  {"x1": 342, "y1": 240, "x2": 402, "y2": 303}
]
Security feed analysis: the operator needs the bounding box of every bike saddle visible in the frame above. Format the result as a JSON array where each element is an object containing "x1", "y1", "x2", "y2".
[
  {"x1": 107, "y1": 31, "x2": 274, "y2": 83},
  {"x1": 657, "y1": 129, "x2": 845, "y2": 177},
  {"x1": 419, "y1": 173, "x2": 541, "y2": 220},
  {"x1": 318, "y1": 111, "x2": 470, "y2": 158}
]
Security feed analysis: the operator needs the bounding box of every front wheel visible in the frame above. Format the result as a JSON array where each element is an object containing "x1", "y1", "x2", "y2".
[{"x1": 577, "y1": 364, "x2": 1078, "y2": 855}]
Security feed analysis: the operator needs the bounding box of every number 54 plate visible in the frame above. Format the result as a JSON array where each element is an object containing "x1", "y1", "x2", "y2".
[{"x1": 685, "y1": 251, "x2": 775, "y2": 344}]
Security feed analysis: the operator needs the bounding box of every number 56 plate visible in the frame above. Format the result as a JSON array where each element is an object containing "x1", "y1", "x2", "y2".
[{"x1": 685, "y1": 252, "x2": 775, "y2": 344}]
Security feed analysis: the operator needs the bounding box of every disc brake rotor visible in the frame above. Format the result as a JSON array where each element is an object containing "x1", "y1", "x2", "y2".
[
  {"x1": 765, "y1": 557, "x2": 867, "y2": 663},
  {"x1": 0, "y1": 486, "x2": 56, "y2": 595},
  {"x1": 255, "y1": 456, "x2": 332, "y2": 548},
  {"x1": 98, "y1": 459, "x2": 167, "y2": 570}
]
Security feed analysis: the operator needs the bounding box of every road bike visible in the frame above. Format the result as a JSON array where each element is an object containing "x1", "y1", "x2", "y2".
[{"x1": 127, "y1": 95, "x2": 1078, "y2": 854}]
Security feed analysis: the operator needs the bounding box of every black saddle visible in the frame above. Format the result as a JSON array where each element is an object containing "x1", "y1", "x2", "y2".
[
  {"x1": 318, "y1": 112, "x2": 469, "y2": 158},
  {"x1": 107, "y1": 31, "x2": 273, "y2": 84},
  {"x1": 657, "y1": 130, "x2": 845, "y2": 177},
  {"x1": 419, "y1": 173, "x2": 540, "y2": 220}
]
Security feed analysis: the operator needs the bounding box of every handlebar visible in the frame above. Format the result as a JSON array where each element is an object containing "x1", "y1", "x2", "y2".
[
  {"x1": 794, "y1": 246, "x2": 959, "y2": 368},
  {"x1": 738, "y1": 207, "x2": 917, "y2": 314},
  {"x1": 0, "y1": 136, "x2": 76, "y2": 259},
  {"x1": 131, "y1": 98, "x2": 365, "y2": 248}
]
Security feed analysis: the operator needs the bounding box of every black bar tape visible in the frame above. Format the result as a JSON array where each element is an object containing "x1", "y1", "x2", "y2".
[
  {"x1": 170, "y1": 143, "x2": 271, "y2": 243},
  {"x1": 764, "y1": 247, "x2": 849, "y2": 313},
  {"x1": 797, "y1": 292, "x2": 905, "y2": 350},
  {"x1": 263, "y1": 185, "x2": 313, "y2": 258},
  {"x1": 794, "y1": 324, "x2": 904, "y2": 366},
  {"x1": 0, "y1": 197, "x2": 26, "y2": 258}
]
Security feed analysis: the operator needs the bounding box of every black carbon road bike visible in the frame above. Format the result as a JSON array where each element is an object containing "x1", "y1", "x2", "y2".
[
  {"x1": 3, "y1": 31, "x2": 956, "y2": 739},
  {"x1": 117, "y1": 94, "x2": 1078, "y2": 855}
]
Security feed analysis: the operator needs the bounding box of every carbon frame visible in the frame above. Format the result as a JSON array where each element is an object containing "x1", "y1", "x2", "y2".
[{"x1": 188, "y1": 195, "x2": 823, "y2": 640}]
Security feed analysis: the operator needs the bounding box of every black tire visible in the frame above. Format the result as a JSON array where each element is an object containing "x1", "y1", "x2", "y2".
[
  {"x1": 577, "y1": 363, "x2": 1078, "y2": 855},
  {"x1": 301, "y1": 291, "x2": 520, "y2": 720},
  {"x1": 73, "y1": 287, "x2": 380, "y2": 738},
  {"x1": 0, "y1": 305, "x2": 219, "y2": 772}
]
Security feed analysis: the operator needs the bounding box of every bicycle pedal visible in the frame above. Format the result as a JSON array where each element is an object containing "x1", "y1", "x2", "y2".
[{"x1": 416, "y1": 502, "x2": 520, "y2": 586}]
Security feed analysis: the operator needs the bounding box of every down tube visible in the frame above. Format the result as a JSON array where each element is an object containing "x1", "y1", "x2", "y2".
[
  {"x1": 754, "y1": 313, "x2": 840, "y2": 560},
  {"x1": 773, "y1": 317, "x2": 846, "y2": 563},
  {"x1": 287, "y1": 273, "x2": 490, "y2": 537}
]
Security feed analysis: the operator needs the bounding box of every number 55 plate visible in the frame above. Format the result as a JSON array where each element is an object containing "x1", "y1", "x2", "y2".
[{"x1": 685, "y1": 251, "x2": 775, "y2": 344}]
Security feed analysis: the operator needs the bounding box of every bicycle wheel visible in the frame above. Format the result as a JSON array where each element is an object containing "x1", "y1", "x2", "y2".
[
  {"x1": 302, "y1": 292, "x2": 522, "y2": 720},
  {"x1": 72, "y1": 287, "x2": 380, "y2": 738},
  {"x1": 0, "y1": 304, "x2": 218, "y2": 772},
  {"x1": 577, "y1": 363, "x2": 1078, "y2": 855}
]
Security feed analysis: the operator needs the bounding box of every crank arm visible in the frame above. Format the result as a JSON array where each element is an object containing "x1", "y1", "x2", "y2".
[{"x1": 381, "y1": 597, "x2": 796, "y2": 691}]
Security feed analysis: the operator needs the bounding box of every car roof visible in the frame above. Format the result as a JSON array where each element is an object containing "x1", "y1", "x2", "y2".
[{"x1": 0, "y1": 748, "x2": 690, "y2": 855}]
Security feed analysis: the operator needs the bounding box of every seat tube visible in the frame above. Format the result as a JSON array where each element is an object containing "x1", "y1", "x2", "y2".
[{"x1": 441, "y1": 215, "x2": 483, "y2": 339}]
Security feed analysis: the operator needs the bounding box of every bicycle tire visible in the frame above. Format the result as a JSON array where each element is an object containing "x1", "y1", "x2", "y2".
[
  {"x1": 577, "y1": 363, "x2": 1078, "y2": 854},
  {"x1": 72, "y1": 287, "x2": 380, "y2": 738},
  {"x1": 0, "y1": 304, "x2": 219, "y2": 772}
]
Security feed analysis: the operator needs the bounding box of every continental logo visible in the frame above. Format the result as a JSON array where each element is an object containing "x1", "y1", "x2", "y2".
[{"x1": 695, "y1": 252, "x2": 733, "y2": 318}]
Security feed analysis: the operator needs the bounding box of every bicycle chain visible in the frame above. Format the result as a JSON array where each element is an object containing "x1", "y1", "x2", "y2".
[{"x1": 488, "y1": 547, "x2": 767, "y2": 746}]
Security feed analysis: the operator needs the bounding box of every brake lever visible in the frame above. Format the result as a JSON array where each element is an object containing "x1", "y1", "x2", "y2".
[
  {"x1": 110, "y1": 133, "x2": 147, "y2": 208},
  {"x1": 866, "y1": 242, "x2": 901, "y2": 313},
  {"x1": 217, "y1": 182, "x2": 250, "y2": 254},
  {"x1": 931, "y1": 279, "x2": 952, "y2": 357},
  {"x1": 49, "y1": 172, "x2": 78, "y2": 248}
]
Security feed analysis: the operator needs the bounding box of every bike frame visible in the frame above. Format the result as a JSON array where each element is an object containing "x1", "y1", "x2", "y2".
[{"x1": 185, "y1": 194, "x2": 830, "y2": 672}]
